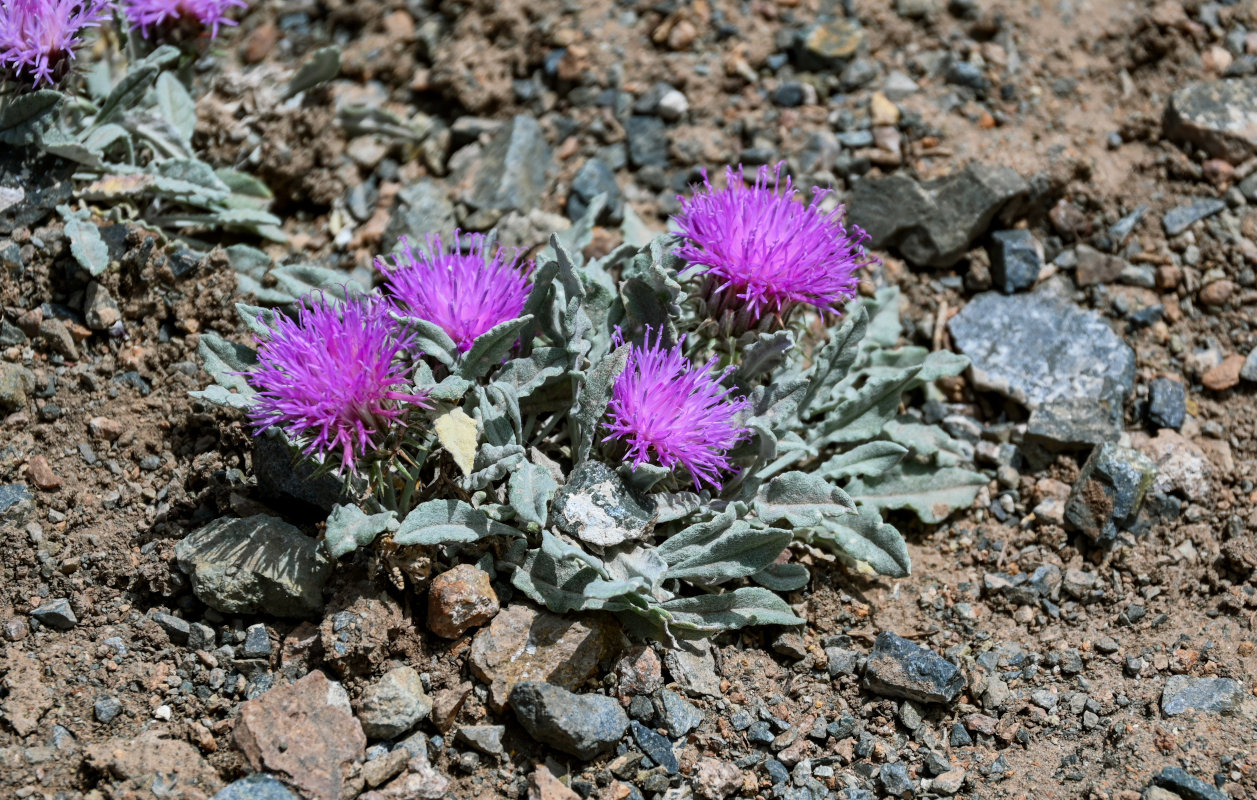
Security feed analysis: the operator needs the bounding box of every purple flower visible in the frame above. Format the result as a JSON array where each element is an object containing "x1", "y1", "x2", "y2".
[
  {"x1": 121, "y1": 0, "x2": 245, "y2": 39},
  {"x1": 376, "y1": 231, "x2": 531, "y2": 353},
  {"x1": 245, "y1": 293, "x2": 429, "y2": 474},
  {"x1": 673, "y1": 163, "x2": 874, "y2": 327},
  {"x1": 0, "y1": 0, "x2": 111, "y2": 87},
  {"x1": 603, "y1": 329, "x2": 750, "y2": 490}
]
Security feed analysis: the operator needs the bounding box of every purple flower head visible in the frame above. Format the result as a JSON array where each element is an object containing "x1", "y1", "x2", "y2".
[
  {"x1": 245, "y1": 292, "x2": 429, "y2": 474},
  {"x1": 121, "y1": 0, "x2": 245, "y2": 39},
  {"x1": 0, "y1": 0, "x2": 111, "y2": 87},
  {"x1": 603, "y1": 328, "x2": 750, "y2": 491},
  {"x1": 376, "y1": 231, "x2": 531, "y2": 353},
  {"x1": 673, "y1": 163, "x2": 875, "y2": 327}
]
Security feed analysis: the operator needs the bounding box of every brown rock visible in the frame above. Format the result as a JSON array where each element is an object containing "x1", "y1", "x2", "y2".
[
  {"x1": 667, "y1": 19, "x2": 697, "y2": 51},
  {"x1": 320, "y1": 591, "x2": 405, "y2": 676},
  {"x1": 1202, "y1": 158, "x2": 1235, "y2": 186},
  {"x1": 1202, "y1": 353, "x2": 1245, "y2": 391},
  {"x1": 1131, "y1": 429, "x2": 1213, "y2": 501},
  {"x1": 1, "y1": 650, "x2": 52, "y2": 736},
  {"x1": 470, "y1": 604, "x2": 624, "y2": 711},
  {"x1": 85, "y1": 729, "x2": 222, "y2": 800},
  {"x1": 1155, "y1": 264, "x2": 1182, "y2": 290},
  {"x1": 243, "y1": 24, "x2": 281, "y2": 64},
  {"x1": 613, "y1": 645, "x2": 663, "y2": 698},
  {"x1": 427, "y1": 564, "x2": 499, "y2": 639},
  {"x1": 362, "y1": 749, "x2": 409, "y2": 788},
  {"x1": 429, "y1": 681, "x2": 472, "y2": 733},
  {"x1": 88, "y1": 416, "x2": 125, "y2": 441},
  {"x1": 692, "y1": 757, "x2": 743, "y2": 800},
  {"x1": 359, "y1": 755, "x2": 449, "y2": 800},
  {"x1": 27, "y1": 455, "x2": 62, "y2": 491},
  {"x1": 382, "y1": 10, "x2": 415, "y2": 41},
  {"x1": 529, "y1": 764, "x2": 580, "y2": 800},
  {"x1": 235, "y1": 670, "x2": 366, "y2": 800},
  {"x1": 870, "y1": 92, "x2": 899, "y2": 127},
  {"x1": 964, "y1": 713, "x2": 999, "y2": 735},
  {"x1": 1074, "y1": 244, "x2": 1127, "y2": 286},
  {"x1": 38, "y1": 318, "x2": 77, "y2": 359},
  {"x1": 1198, "y1": 279, "x2": 1237, "y2": 305}
]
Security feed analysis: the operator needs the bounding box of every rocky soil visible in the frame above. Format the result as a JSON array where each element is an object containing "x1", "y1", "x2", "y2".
[{"x1": 3, "y1": 0, "x2": 1257, "y2": 799}]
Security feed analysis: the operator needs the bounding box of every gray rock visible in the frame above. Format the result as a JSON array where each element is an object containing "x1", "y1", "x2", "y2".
[
  {"x1": 1108, "y1": 204, "x2": 1148, "y2": 245},
  {"x1": 509, "y1": 682, "x2": 629, "y2": 760},
  {"x1": 0, "y1": 362, "x2": 36, "y2": 412},
  {"x1": 458, "y1": 115, "x2": 552, "y2": 212},
  {"x1": 94, "y1": 696, "x2": 123, "y2": 724},
  {"x1": 945, "y1": 59, "x2": 989, "y2": 91},
  {"x1": 1162, "y1": 198, "x2": 1227, "y2": 236},
  {"x1": 174, "y1": 515, "x2": 331, "y2": 618},
  {"x1": 624, "y1": 116, "x2": 669, "y2": 168},
  {"x1": 83, "y1": 282, "x2": 120, "y2": 330},
  {"x1": 882, "y1": 71, "x2": 919, "y2": 100},
  {"x1": 1240, "y1": 347, "x2": 1257, "y2": 382},
  {"x1": 863, "y1": 632, "x2": 964, "y2": 704},
  {"x1": 987, "y1": 229, "x2": 1042, "y2": 293},
  {"x1": 568, "y1": 159, "x2": 623, "y2": 224},
  {"x1": 149, "y1": 611, "x2": 190, "y2": 643},
  {"x1": 0, "y1": 483, "x2": 32, "y2": 516},
  {"x1": 212, "y1": 773, "x2": 301, "y2": 800},
  {"x1": 879, "y1": 762, "x2": 915, "y2": 797},
  {"x1": 381, "y1": 179, "x2": 457, "y2": 252},
  {"x1": 552, "y1": 461, "x2": 656, "y2": 549},
  {"x1": 455, "y1": 725, "x2": 505, "y2": 757},
  {"x1": 1152, "y1": 767, "x2": 1229, "y2": 800},
  {"x1": 948, "y1": 292, "x2": 1136, "y2": 415},
  {"x1": 656, "y1": 689, "x2": 703, "y2": 737},
  {"x1": 31, "y1": 598, "x2": 77, "y2": 630},
  {"x1": 188, "y1": 622, "x2": 216, "y2": 651},
  {"x1": 629, "y1": 720, "x2": 678, "y2": 775},
  {"x1": 253, "y1": 434, "x2": 349, "y2": 512},
  {"x1": 656, "y1": 89, "x2": 689, "y2": 122},
  {"x1": 1163, "y1": 79, "x2": 1257, "y2": 163},
  {"x1": 243, "y1": 624, "x2": 271, "y2": 659},
  {"x1": 1064, "y1": 443, "x2": 1155, "y2": 544},
  {"x1": 0, "y1": 150, "x2": 73, "y2": 235},
  {"x1": 358, "y1": 667, "x2": 432, "y2": 740},
  {"x1": 1026, "y1": 396, "x2": 1124, "y2": 448},
  {"x1": 849, "y1": 164, "x2": 1027, "y2": 268},
  {"x1": 1147, "y1": 378, "x2": 1187, "y2": 429},
  {"x1": 663, "y1": 638, "x2": 722, "y2": 697},
  {"x1": 826, "y1": 647, "x2": 860, "y2": 677},
  {"x1": 796, "y1": 18, "x2": 864, "y2": 71},
  {"x1": 1160, "y1": 676, "x2": 1243, "y2": 717},
  {"x1": 840, "y1": 58, "x2": 880, "y2": 91}
]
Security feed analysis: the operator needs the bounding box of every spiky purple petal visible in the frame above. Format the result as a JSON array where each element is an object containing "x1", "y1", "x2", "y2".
[
  {"x1": 121, "y1": 0, "x2": 245, "y2": 39},
  {"x1": 245, "y1": 293, "x2": 429, "y2": 474},
  {"x1": 673, "y1": 163, "x2": 874, "y2": 325},
  {"x1": 603, "y1": 329, "x2": 750, "y2": 490},
  {"x1": 0, "y1": 0, "x2": 111, "y2": 87}
]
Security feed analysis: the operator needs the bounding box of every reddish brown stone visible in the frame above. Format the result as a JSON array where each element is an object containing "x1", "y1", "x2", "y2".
[
  {"x1": 85, "y1": 729, "x2": 222, "y2": 800},
  {"x1": 613, "y1": 645, "x2": 663, "y2": 699},
  {"x1": 1198, "y1": 279, "x2": 1237, "y2": 306},
  {"x1": 243, "y1": 23, "x2": 280, "y2": 64},
  {"x1": 426, "y1": 564, "x2": 499, "y2": 639},
  {"x1": 529, "y1": 764, "x2": 580, "y2": 800},
  {"x1": 429, "y1": 681, "x2": 472, "y2": 733},
  {"x1": 235, "y1": 671, "x2": 366, "y2": 800},
  {"x1": 1202, "y1": 354, "x2": 1245, "y2": 391},
  {"x1": 27, "y1": 455, "x2": 61, "y2": 491}
]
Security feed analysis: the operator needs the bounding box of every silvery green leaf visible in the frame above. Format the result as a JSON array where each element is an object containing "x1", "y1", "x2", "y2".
[
  {"x1": 605, "y1": 545, "x2": 669, "y2": 589},
  {"x1": 270, "y1": 264, "x2": 362, "y2": 302},
  {"x1": 464, "y1": 443, "x2": 526, "y2": 490},
  {"x1": 755, "y1": 431, "x2": 817, "y2": 480},
  {"x1": 909, "y1": 350, "x2": 970, "y2": 387},
  {"x1": 393, "y1": 498, "x2": 520, "y2": 546},
  {"x1": 213, "y1": 208, "x2": 285, "y2": 236},
  {"x1": 424, "y1": 374, "x2": 473, "y2": 404},
  {"x1": 808, "y1": 507, "x2": 910, "y2": 578},
  {"x1": 38, "y1": 127, "x2": 103, "y2": 167},
  {"x1": 216, "y1": 167, "x2": 273, "y2": 200},
  {"x1": 510, "y1": 540, "x2": 625, "y2": 614},
  {"x1": 663, "y1": 525, "x2": 791, "y2": 586},
  {"x1": 457, "y1": 315, "x2": 533, "y2": 380},
  {"x1": 473, "y1": 383, "x2": 521, "y2": 447},
  {"x1": 817, "y1": 365, "x2": 921, "y2": 445},
  {"x1": 0, "y1": 90, "x2": 62, "y2": 132},
  {"x1": 79, "y1": 124, "x2": 131, "y2": 157},
  {"x1": 284, "y1": 46, "x2": 341, "y2": 99},
  {"x1": 571, "y1": 345, "x2": 628, "y2": 463},
  {"x1": 155, "y1": 72, "x2": 196, "y2": 143},
  {"x1": 189, "y1": 384, "x2": 255, "y2": 410},
  {"x1": 95, "y1": 45, "x2": 179, "y2": 125},
  {"x1": 755, "y1": 471, "x2": 856, "y2": 528},
  {"x1": 653, "y1": 491, "x2": 704, "y2": 523},
  {"x1": 817, "y1": 440, "x2": 909, "y2": 481},
  {"x1": 234, "y1": 303, "x2": 281, "y2": 339},
  {"x1": 234, "y1": 274, "x2": 296, "y2": 305},
  {"x1": 494, "y1": 347, "x2": 568, "y2": 398},
  {"x1": 508, "y1": 462, "x2": 558, "y2": 527},
  {"x1": 394, "y1": 314, "x2": 457, "y2": 367},
  {"x1": 750, "y1": 562, "x2": 811, "y2": 592},
  {"x1": 798, "y1": 305, "x2": 867, "y2": 418},
  {"x1": 858, "y1": 286, "x2": 903, "y2": 350},
  {"x1": 619, "y1": 462, "x2": 671, "y2": 493},
  {"x1": 59, "y1": 208, "x2": 109, "y2": 277},
  {"x1": 746, "y1": 376, "x2": 809, "y2": 430},
  {"x1": 157, "y1": 158, "x2": 231, "y2": 194},
  {"x1": 737, "y1": 330, "x2": 795, "y2": 384},
  {"x1": 656, "y1": 507, "x2": 738, "y2": 566},
  {"x1": 846, "y1": 464, "x2": 986, "y2": 524},
  {"x1": 226, "y1": 244, "x2": 272, "y2": 278},
  {"x1": 196, "y1": 332, "x2": 256, "y2": 394},
  {"x1": 882, "y1": 419, "x2": 971, "y2": 467},
  {"x1": 339, "y1": 104, "x2": 424, "y2": 141},
  {"x1": 661, "y1": 587, "x2": 803, "y2": 633},
  {"x1": 324, "y1": 504, "x2": 396, "y2": 558}
]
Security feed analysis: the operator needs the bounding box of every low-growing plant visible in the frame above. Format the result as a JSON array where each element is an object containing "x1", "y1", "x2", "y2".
[{"x1": 195, "y1": 165, "x2": 986, "y2": 640}]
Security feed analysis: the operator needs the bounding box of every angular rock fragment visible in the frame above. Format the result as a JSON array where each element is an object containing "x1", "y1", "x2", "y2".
[
  {"x1": 509, "y1": 682, "x2": 628, "y2": 759},
  {"x1": 863, "y1": 632, "x2": 965, "y2": 704},
  {"x1": 1063, "y1": 443, "x2": 1155, "y2": 544}
]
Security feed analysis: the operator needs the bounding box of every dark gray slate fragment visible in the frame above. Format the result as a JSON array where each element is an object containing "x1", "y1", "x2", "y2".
[
  {"x1": 242, "y1": 623, "x2": 271, "y2": 659},
  {"x1": 655, "y1": 689, "x2": 703, "y2": 737},
  {"x1": 1147, "y1": 378, "x2": 1186, "y2": 430},
  {"x1": 1152, "y1": 767, "x2": 1229, "y2": 800},
  {"x1": 509, "y1": 682, "x2": 628, "y2": 760},
  {"x1": 948, "y1": 292, "x2": 1136, "y2": 411},
  {"x1": 987, "y1": 229, "x2": 1042, "y2": 293},
  {"x1": 1163, "y1": 198, "x2": 1226, "y2": 236},
  {"x1": 849, "y1": 163, "x2": 1027, "y2": 268},
  {"x1": 174, "y1": 515, "x2": 331, "y2": 618},
  {"x1": 1242, "y1": 347, "x2": 1257, "y2": 382},
  {"x1": 624, "y1": 116, "x2": 669, "y2": 168},
  {"x1": 863, "y1": 632, "x2": 964, "y2": 704},
  {"x1": 253, "y1": 434, "x2": 349, "y2": 512},
  {"x1": 0, "y1": 150, "x2": 74, "y2": 235},
  {"x1": 1063, "y1": 443, "x2": 1155, "y2": 545},
  {"x1": 1163, "y1": 79, "x2": 1257, "y2": 163},
  {"x1": 1160, "y1": 676, "x2": 1243, "y2": 716},
  {"x1": 212, "y1": 773, "x2": 301, "y2": 800},
  {"x1": 382, "y1": 179, "x2": 457, "y2": 250},
  {"x1": 0, "y1": 482, "x2": 31, "y2": 515},
  {"x1": 552, "y1": 461, "x2": 656, "y2": 549},
  {"x1": 458, "y1": 115, "x2": 551, "y2": 212},
  {"x1": 149, "y1": 610, "x2": 191, "y2": 643},
  {"x1": 568, "y1": 159, "x2": 623, "y2": 224},
  {"x1": 94, "y1": 696, "x2": 122, "y2": 723},
  {"x1": 879, "y1": 762, "x2": 915, "y2": 797},
  {"x1": 31, "y1": 598, "x2": 77, "y2": 630},
  {"x1": 1026, "y1": 396, "x2": 1124, "y2": 448},
  {"x1": 630, "y1": 720, "x2": 678, "y2": 775}
]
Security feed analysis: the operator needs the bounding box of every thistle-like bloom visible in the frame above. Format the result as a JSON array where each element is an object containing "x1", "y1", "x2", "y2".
[
  {"x1": 122, "y1": 0, "x2": 246, "y2": 39},
  {"x1": 673, "y1": 163, "x2": 875, "y2": 327},
  {"x1": 603, "y1": 329, "x2": 750, "y2": 491},
  {"x1": 376, "y1": 231, "x2": 531, "y2": 353},
  {"x1": 245, "y1": 293, "x2": 429, "y2": 474},
  {"x1": 0, "y1": 0, "x2": 111, "y2": 87}
]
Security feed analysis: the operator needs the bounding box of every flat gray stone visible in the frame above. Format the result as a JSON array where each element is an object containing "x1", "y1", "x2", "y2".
[
  {"x1": 1153, "y1": 766, "x2": 1229, "y2": 800},
  {"x1": 662, "y1": 638, "x2": 722, "y2": 698},
  {"x1": 457, "y1": 115, "x2": 551, "y2": 212},
  {"x1": 987, "y1": 229, "x2": 1042, "y2": 293},
  {"x1": 1161, "y1": 675, "x2": 1243, "y2": 717},
  {"x1": 552, "y1": 461, "x2": 657, "y2": 550},
  {"x1": 455, "y1": 725, "x2": 505, "y2": 757},
  {"x1": 863, "y1": 632, "x2": 964, "y2": 704},
  {"x1": 1243, "y1": 347, "x2": 1257, "y2": 383},
  {"x1": 213, "y1": 774, "x2": 300, "y2": 800},
  {"x1": 655, "y1": 689, "x2": 703, "y2": 737},
  {"x1": 253, "y1": 434, "x2": 350, "y2": 512},
  {"x1": 1163, "y1": 198, "x2": 1227, "y2": 236},
  {"x1": 174, "y1": 515, "x2": 331, "y2": 618},
  {"x1": 948, "y1": 292, "x2": 1136, "y2": 412},
  {"x1": 358, "y1": 667, "x2": 432, "y2": 740},
  {"x1": 31, "y1": 598, "x2": 77, "y2": 630},
  {"x1": 382, "y1": 179, "x2": 457, "y2": 253},
  {"x1": 509, "y1": 682, "x2": 628, "y2": 760},
  {"x1": 1164, "y1": 79, "x2": 1257, "y2": 163}
]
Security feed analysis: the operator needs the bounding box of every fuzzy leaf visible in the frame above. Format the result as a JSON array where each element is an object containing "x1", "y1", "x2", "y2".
[
  {"x1": 619, "y1": 462, "x2": 671, "y2": 493},
  {"x1": 216, "y1": 167, "x2": 273, "y2": 199},
  {"x1": 656, "y1": 508, "x2": 738, "y2": 566},
  {"x1": 819, "y1": 365, "x2": 921, "y2": 445},
  {"x1": 494, "y1": 347, "x2": 568, "y2": 398},
  {"x1": 846, "y1": 464, "x2": 986, "y2": 524},
  {"x1": 859, "y1": 286, "x2": 903, "y2": 350},
  {"x1": 285, "y1": 46, "x2": 341, "y2": 99},
  {"x1": 324, "y1": 504, "x2": 396, "y2": 558},
  {"x1": 661, "y1": 587, "x2": 803, "y2": 632},
  {"x1": 393, "y1": 499, "x2": 520, "y2": 546},
  {"x1": 196, "y1": 333, "x2": 256, "y2": 398},
  {"x1": 653, "y1": 491, "x2": 704, "y2": 524},
  {"x1": 571, "y1": 345, "x2": 628, "y2": 463},
  {"x1": 268, "y1": 264, "x2": 357, "y2": 302},
  {"x1": 798, "y1": 305, "x2": 868, "y2": 418},
  {"x1": 508, "y1": 462, "x2": 559, "y2": 528},
  {"x1": 464, "y1": 443, "x2": 526, "y2": 490},
  {"x1": 755, "y1": 471, "x2": 856, "y2": 528},
  {"x1": 433, "y1": 407, "x2": 478, "y2": 477},
  {"x1": 738, "y1": 330, "x2": 795, "y2": 383},
  {"x1": 60, "y1": 208, "x2": 109, "y2": 277},
  {"x1": 395, "y1": 315, "x2": 458, "y2": 367},
  {"x1": 750, "y1": 562, "x2": 811, "y2": 592},
  {"x1": 234, "y1": 303, "x2": 281, "y2": 340},
  {"x1": 189, "y1": 384, "x2": 254, "y2": 410},
  {"x1": 882, "y1": 419, "x2": 971, "y2": 467},
  {"x1": 663, "y1": 525, "x2": 792, "y2": 585},
  {"x1": 809, "y1": 508, "x2": 911, "y2": 577},
  {"x1": 457, "y1": 315, "x2": 534, "y2": 380},
  {"x1": 95, "y1": 45, "x2": 179, "y2": 125},
  {"x1": 0, "y1": 90, "x2": 62, "y2": 133},
  {"x1": 155, "y1": 72, "x2": 196, "y2": 142},
  {"x1": 818, "y1": 441, "x2": 909, "y2": 481}
]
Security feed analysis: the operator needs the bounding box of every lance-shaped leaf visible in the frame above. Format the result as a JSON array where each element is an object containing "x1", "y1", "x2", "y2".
[
  {"x1": 494, "y1": 346, "x2": 568, "y2": 398},
  {"x1": 858, "y1": 286, "x2": 903, "y2": 350},
  {"x1": 653, "y1": 491, "x2": 704, "y2": 524},
  {"x1": 463, "y1": 443, "x2": 526, "y2": 491},
  {"x1": 571, "y1": 345, "x2": 628, "y2": 463},
  {"x1": 59, "y1": 207, "x2": 109, "y2": 277},
  {"x1": 0, "y1": 90, "x2": 62, "y2": 133},
  {"x1": 234, "y1": 303, "x2": 282, "y2": 340},
  {"x1": 755, "y1": 471, "x2": 856, "y2": 529},
  {"x1": 394, "y1": 314, "x2": 458, "y2": 367},
  {"x1": 285, "y1": 45, "x2": 341, "y2": 99},
  {"x1": 656, "y1": 507, "x2": 738, "y2": 566},
  {"x1": 197, "y1": 332, "x2": 256, "y2": 394},
  {"x1": 797, "y1": 305, "x2": 868, "y2": 418},
  {"x1": 882, "y1": 419, "x2": 971, "y2": 467},
  {"x1": 457, "y1": 315, "x2": 534, "y2": 380},
  {"x1": 619, "y1": 462, "x2": 671, "y2": 493},
  {"x1": 818, "y1": 365, "x2": 921, "y2": 445},
  {"x1": 661, "y1": 587, "x2": 803, "y2": 633},
  {"x1": 846, "y1": 464, "x2": 986, "y2": 525},
  {"x1": 809, "y1": 507, "x2": 910, "y2": 578},
  {"x1": 324, "y1": 504, "x2": 396, "y2": 558},
  {"x1": 95, "y1": 45, "x2": 179, "y2": 126},
  {"x1": 737, "y1": 330, "x2": 795, "y2": 384},
  {"x1": 663, "y1": 525, "x2": 792, "y2": 586},
  {"x1": 818, "y1": 440, "x2": 908, "y2": 481},
  {"x1": 508, "y1": 462, "x2": 558, "y2": 527},
  {"x1": 750, "y1": 562, "x2": 811, "y2": 592},
  {"x1": 155, "y1": 72, "x2": 196, "y2": 143},
  {"x1": 393, "y1": 499, "x2": 520, "y2": 546}
]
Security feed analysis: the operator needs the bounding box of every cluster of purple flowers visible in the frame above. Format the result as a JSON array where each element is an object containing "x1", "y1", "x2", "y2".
[
  {"x1": 0, "y1": 0, "x2": 245, "y2": 87},
  {"x1": 246, "y1": 163, "x2": 873, "y2": 490}
]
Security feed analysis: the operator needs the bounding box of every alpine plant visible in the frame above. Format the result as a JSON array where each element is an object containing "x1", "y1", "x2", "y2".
[
  {"x1": 196, "y1": 162, "x2": 985, "y2": 640},
  {"x1": 0, "y1": 0, "x2": 111, "y2": 87},
  {"x1": 122, "y1": 0, "x2": 246, "y2": 39}
]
